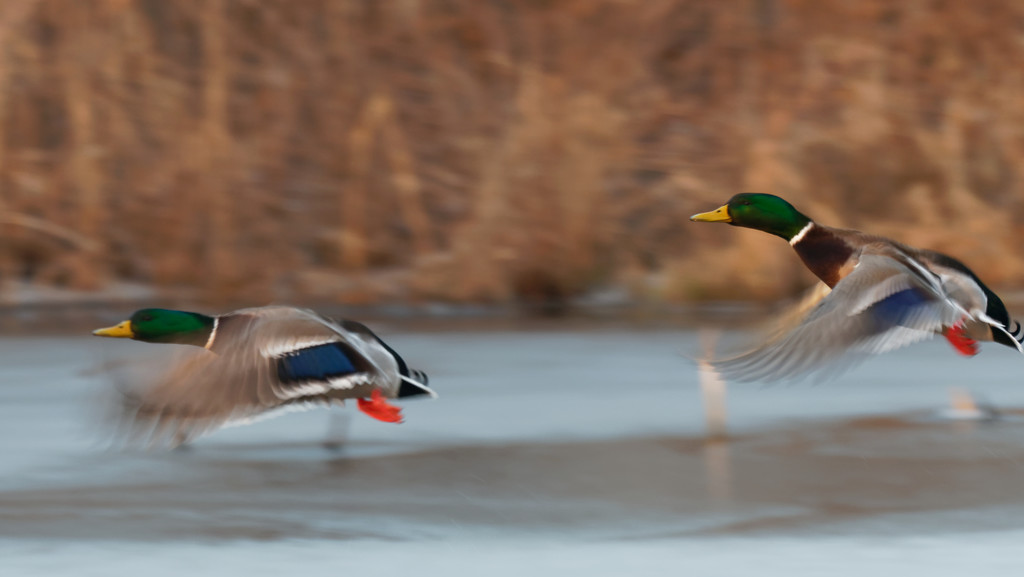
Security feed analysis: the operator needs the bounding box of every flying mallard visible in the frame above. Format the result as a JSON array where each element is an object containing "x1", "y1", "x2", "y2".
[
  {"x1": 690, "y1": 193, "x2": 1024, "y2": 382},
  {"x1": 93, "y1": 306, "x2": 434, "y2": 444}
]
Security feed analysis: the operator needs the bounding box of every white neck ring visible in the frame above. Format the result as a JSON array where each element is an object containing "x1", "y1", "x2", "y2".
[{"x1": 789, "y1": 222, "x2": 814, "y2": 246}]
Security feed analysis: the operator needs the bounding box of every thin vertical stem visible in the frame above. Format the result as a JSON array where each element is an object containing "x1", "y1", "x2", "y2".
[
  {"x1": 201, "y1": 0, "x2": 233, "y2": 296},
  {"x1": 381, "y1": 95, "x2": 434, "y2": 259},
  {"x1": 64, "y1": 2, "x2": 104, "y2": 288}
]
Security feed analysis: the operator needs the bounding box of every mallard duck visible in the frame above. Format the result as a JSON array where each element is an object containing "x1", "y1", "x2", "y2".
[
  {"x1": 690, "y1": 193, "x2": 1024, "y2": 381},
  {"x1": 92, "y1": 306, "x2": 434, "y2": 444}
]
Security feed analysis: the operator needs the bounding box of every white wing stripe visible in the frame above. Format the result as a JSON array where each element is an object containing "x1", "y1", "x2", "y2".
[{"x1": 270, "y1": 373, "x2": 374, "y2": 400}]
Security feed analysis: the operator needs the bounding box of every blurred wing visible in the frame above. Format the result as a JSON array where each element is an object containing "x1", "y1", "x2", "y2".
[
  {"x1": 108, "y1": 309, "x2": 383, "y2": 446},
  {"x1": 758, "y1": 281, "x2": 832, "y2": 344},
  {"x1": 111, "y1": 344, "x2": 271, "y2": 445},
  {"x1": 711, "y1": 247, "x2": 964, "y2": 383}
]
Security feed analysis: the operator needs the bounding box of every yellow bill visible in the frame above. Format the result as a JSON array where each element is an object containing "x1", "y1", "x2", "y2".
[
  {"x1": 92, "y1": 320, "x2": 134, "y2": 338},
  {"x1": 690, "y1": 204, "x2": 732, "y2": 223}
]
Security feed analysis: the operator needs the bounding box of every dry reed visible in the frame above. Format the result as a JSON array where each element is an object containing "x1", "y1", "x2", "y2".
[{"x1": 0, "y1": 0, "x2": 1022, "y2": 306}]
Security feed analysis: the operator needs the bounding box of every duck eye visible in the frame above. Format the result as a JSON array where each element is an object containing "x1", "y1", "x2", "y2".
[{"x1": 140, "y1": 314, "x2": 153, "y2": 321}]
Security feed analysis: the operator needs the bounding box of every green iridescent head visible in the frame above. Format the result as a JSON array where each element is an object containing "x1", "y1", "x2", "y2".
[
  {"x1": 690, "y1": 193, "x2": 813, "y2": 241},
  {"x1": 93, "y1": 308, "x2": 216, "y2": 347}
]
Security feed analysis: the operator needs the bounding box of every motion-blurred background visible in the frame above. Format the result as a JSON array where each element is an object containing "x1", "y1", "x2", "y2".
[
  {"x1": 6, "y1": 2, "x2": 1024, "y2": 574},
  {"x1": 3, "y1": 0, "x2": 1023, "y2": 313}
]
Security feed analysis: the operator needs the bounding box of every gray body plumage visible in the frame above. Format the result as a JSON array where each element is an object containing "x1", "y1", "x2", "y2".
[{"x1": 106, "y1": 306, "x2": 432, "y2": 445}]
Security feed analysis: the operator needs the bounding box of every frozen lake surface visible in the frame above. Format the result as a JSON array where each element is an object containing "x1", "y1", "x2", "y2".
[{"x1": 3, "y1": 328, "x2": 1024, "y2": 575}]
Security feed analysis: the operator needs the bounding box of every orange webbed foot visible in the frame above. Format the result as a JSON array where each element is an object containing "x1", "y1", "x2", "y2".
[
  {"x1": 357, "y1": 390, "x2": 404, "y2": 423},
  {"x1": 946, "y1": 322, "x2": 979, "y2": 356}
]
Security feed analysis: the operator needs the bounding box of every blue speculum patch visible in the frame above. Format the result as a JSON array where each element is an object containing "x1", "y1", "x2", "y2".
[
  {"x1": 276, "y1": 343, "x2": 360, "y2": 383},
  {"x1": 870, "y1": 288, "x2": 929, "y2": 326}
]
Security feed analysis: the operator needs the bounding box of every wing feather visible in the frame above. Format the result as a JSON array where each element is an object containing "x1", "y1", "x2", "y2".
[{"x1": 711, "y1": 247, "x2": 968, "y2": 383}]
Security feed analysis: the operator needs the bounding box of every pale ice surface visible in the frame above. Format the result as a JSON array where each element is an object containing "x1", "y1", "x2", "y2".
[{"x1": 3, "y1": 329, "x2": 1024, "y2": 575}]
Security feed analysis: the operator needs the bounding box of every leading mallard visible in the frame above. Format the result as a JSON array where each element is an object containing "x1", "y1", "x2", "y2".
[
  {"x1": 691, "y1": 193, "x2": 1024, "y2": 382},
  {"x1": 93, "y1": 306, "x2": 435, "y2": 444}
]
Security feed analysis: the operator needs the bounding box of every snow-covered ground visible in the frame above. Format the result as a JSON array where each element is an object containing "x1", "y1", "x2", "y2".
[{"x1": 3, "y1": 329, "x2": 1024, "y2": 575}]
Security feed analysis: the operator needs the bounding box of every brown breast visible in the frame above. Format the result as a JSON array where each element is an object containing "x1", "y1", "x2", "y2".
[{"x1": 791, "y1": 226, "x2": 856, "y2": 288}]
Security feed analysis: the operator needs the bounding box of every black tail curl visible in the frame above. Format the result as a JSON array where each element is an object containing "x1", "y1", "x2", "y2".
[{"x1": 994, "y1": 319, "x2": 1024, "y2": 351}]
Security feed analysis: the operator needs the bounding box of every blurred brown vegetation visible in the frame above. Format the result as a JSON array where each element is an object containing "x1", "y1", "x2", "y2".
[{"x1": 1, "y1": 0, "x2": 1024, "y2": 307}]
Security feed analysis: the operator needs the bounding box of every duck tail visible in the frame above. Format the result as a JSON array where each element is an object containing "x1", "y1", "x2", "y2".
[
  {"x1": 988, "y1": 318, "x2": 1024, "y2": 353},
  {"x1": 398, "y1": 371, "x2": 437, "y2": 398}
]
